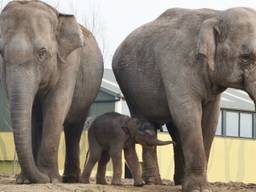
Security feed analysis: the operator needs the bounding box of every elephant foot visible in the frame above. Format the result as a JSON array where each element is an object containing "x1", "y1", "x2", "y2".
[
  {"x1": 63, "y1": 166, "x2": 81, "y2": 183},
  {"x1": 38, "y1": 166, "x2": 62, "y2": 183},
  {"x1": 190, "y1": 189, "x2": 211, "y2": 192},
  {"x1": 111, "y1": 178, "x2": 122, "y2": 185},
  {"x1": 16, "y1": 173, "x2": 31, "y2": 184},
  {"x1": 96, "y1": 177, "x2": 108, "y2": 185},
  {"x1": 49, "y1": 175, "x2": 62, "y2": 183},
  {"x1": 182, "y1": 175, "x2": 212, "y2": 192},
  {"x1": 174, "y1": 173, "x2": 184, "y2": 185},
  {"x1": 63, "y1": 174, "x2": 80, "y2": 183},
  {"x1": 185, "y1": 187, "x2": 212, "y2": 192},
  {"x1": 51, "y1": 178, "x2": 62, "y2": 183},
  {"x1": 134, "y1": 178, "x2": 145, "y2": 187},
  {"x1": 143, "y1": 176, "x2": 162, "y2": 185},
  {"x1": 16, "y1": 172, "x2": 50, "y2": 184},
  {"x1": 79, "y1": 176, "x2": 90, "y2": 184},
  {"x1": 44, "y1": 171, "x2": 62, "y2": 183}
]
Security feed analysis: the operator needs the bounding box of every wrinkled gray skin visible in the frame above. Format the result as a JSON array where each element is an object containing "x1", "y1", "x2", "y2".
[
  {"x1": 0, "y1": 1, "x2": 103, "y2": 183},
  {"x1": 113, "y1": 7, "x2": 256, "y2": 192},
  {"x1": 80, "y1": 112, "x2": 173, "y2": 186}
]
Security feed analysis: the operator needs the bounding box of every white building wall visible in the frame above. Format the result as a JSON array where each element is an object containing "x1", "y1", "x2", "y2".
[
  {"x1": 121, "y1": 99, "x2": 130, "y2": 115},
  {"x1": 114, "y1": 99, "x2": 122, "y2": 113},
  {"x1": 115, "y1": 98, "x2": 130, "y2": 116}
]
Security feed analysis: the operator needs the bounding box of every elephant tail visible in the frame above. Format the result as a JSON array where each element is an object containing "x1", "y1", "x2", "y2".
[
  {"x1": 85, "y1": 150, "x2": 89, "y2": 164},
  {"x1": 84, "y1": 147, "x2": 91, "y2": 167}
]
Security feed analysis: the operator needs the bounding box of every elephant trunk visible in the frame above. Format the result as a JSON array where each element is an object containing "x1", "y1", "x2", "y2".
[
  {"x1": 8, "y1": 74, "x2": 49, "y2": 183},
  {"x1": 148, "y1": 138, "x2": 174, "y2": 146},
  {"x1": 243, "y1": 70, "x2": 256, "y2": 112},
  {"x1": 245, "y1": 84, "x2": 256, "y2": 112}
]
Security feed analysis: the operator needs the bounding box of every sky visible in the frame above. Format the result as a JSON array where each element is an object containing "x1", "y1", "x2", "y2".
[{"x1": 2, "y1": 0, "x2": 256, "y2": 67}]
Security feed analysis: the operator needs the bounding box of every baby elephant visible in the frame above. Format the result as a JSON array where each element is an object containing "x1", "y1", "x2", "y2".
[{"x1": 80, "y1": 112, "x2": 173, "y2": 186}]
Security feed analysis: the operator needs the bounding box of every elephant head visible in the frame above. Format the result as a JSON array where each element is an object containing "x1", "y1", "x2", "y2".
[
  {"x1": 124, "y1": 118, "x2": 174, "y2": 146},
  {"x1": 197, "y1": 7, "x2": 256, "y2": 105},
  {"x1": 0, "y1": 1, "x2": 84, "y2": 182}
]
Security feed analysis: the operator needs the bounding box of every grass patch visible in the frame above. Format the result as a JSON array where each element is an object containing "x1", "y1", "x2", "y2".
[{"x1": 0, "y1": 161, "x2": 20, "y2": 175}]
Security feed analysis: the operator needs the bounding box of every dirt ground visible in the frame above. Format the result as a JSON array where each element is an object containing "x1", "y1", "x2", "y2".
[{"x1": 0, "y1": 174, "x2": 256, "y2": 192}]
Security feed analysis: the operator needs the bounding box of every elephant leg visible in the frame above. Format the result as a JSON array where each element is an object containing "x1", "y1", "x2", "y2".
[
  {"x1": 166, "y1": 121, "x2": 185, "y2": 185},
  {"x1": 81, "y1": 144, "x2": 102, "y2": 183},
  {"x1": 168, "y1": 96, "x2": 210, "y2": 192},
  {"x1": 31, "y1": 98, "x2": 43, "y2": 163},
  {"x1": 201, "y1": 97, "x2": 220, "y2": 162},
  {"x1": 16, "y1": 98, "x2": 43, "y2": 184},
  {"x1": 142, "y1": 124, "x2": 162, "y2": 185},
  {"x1": 16, "y1": 172, "x2": 31, "y2": 184},
  {"x1": 63, "y1": 122, "x2": 84, "y2": 183},
  {"x1": 36, "y1": 117, "x2": 63, "y2": 182},
  {"x1": 109, "y1": 147, "x2": 123, "y2": 185},
  {"x1": 37, "y1": 84, "x2": 76, "y2": 182},
  {"x1": 142, "y1": 145, "x2": 162, "y2": 185},
  {"x1": 96, "y1": 151, "x2": 110, "y2": 185},
  {"x1": 124, "y1": 145, "x2": 144, "y2": 186}
]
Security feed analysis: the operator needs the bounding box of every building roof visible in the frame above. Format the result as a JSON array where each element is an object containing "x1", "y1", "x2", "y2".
[
  {"x1": 101, "y1": 68, "x2": 123, "y2": 97},
  {"x1": 101, "y1": 69, "x2": 255, "y2": 112},
  {"x1": 221, "y1": 89, "x2": 254, "y2": 111}
]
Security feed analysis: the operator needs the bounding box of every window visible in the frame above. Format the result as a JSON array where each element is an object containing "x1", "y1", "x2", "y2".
[
  {"x1": 225, "y1": 111, "x2": 239, "y2": 137},
  {"x1": 216, "y1": 112, "x2": 222, "y2": 136},
  {"x1": 240, "y1": 113, "x2": 253, "y2": 138}
]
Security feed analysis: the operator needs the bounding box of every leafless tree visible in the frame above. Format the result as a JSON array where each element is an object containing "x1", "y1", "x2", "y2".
[
  {"x1": 80, "y1": 0, "x2": 109, "y2": 67},
  {"x1": 53, "y1": 0, "x2": 60, "y2": 10},
  {"x1": 53, "y1": 0, "x2": 109, "y2": 66},
  {"x1": 0, "y1": 0, "x2": 6, "y2": 11}
]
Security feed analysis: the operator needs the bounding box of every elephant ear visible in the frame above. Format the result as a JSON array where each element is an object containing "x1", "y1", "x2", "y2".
[
  {"x1": 197, "y1": 18, "x2": 219, "y2": 71},
  {"x1": 122, "y1": 118, "x2": 139, "y2": 137},
  {"x1": 57, "y1": 14, "x2": 84, "y2": 62}
]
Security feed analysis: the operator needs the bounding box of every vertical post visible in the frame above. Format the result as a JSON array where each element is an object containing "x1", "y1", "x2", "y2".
[
  {"x1": 253, "y1": 113, "x2": 256, "y2": 138},
  {"x1": 238, "y1": 112, "x2": 241, "y2": 137},
  {"x1": 222, "y1": 110, "x2": 227, "y2": 136},
  {"x1": 115, "y1": 97, "x2": 122, "y2": 113}
]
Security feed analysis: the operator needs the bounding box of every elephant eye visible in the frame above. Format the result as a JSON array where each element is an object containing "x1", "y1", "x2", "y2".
[
  {"x1": 145, "y1": 129, "x2": 154, "y2": 136},
  {"x1": 37, "y1": 48, "x2": 48, "y2": 62},
  {"x1": 240, "y1": 54, "x2": 251, "y2": 65}
]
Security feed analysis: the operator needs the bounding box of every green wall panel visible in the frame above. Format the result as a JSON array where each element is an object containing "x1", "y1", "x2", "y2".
[
  {"x1": 0, "y1": 84, "x2": 11, "y2": 132},
  {"x1": 0, "y1": 88, "x2": 117, "y2": 132}
]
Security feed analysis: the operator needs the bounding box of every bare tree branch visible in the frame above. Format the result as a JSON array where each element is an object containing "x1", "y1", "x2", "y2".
[{"x1": 79, "y1": 0, "x2": 109, "y2": 67}]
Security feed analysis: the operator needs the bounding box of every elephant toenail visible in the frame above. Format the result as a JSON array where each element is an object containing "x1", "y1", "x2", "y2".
[
  {"x1": 16, "y1": 179, "x2": 24, "y2": 184},
  {"x1": 51, "y1": 178, "x2": 61, "y2": 183},
  {"x1": 24, "y1": 179, "x2": 31, "y2": 184}
]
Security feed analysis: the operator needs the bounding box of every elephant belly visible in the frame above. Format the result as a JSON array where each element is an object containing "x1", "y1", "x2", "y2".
[
  {"x1": 115, "y1": 67, "x2": 171, "y2": 123},
  {"x1": 65, "y1": 51, "x2": 103, "y2": 124}
]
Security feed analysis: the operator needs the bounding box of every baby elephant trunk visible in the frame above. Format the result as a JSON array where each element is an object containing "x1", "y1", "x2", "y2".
[{"x1": 150, "y1": 139, "x2": 174, "y2": 146}]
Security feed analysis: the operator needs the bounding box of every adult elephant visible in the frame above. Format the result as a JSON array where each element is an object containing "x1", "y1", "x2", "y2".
[
  {"x1": 113, "y1": 7, "x2": 256, "y2": 192},
  {"x1": 0, "y1": 1, "x2": 103, "y2": 183}
]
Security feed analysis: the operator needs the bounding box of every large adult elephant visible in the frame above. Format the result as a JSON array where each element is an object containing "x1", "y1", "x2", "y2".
[
  {"x1": 113, "y1": 7, "x2": 256, "y2": 192},
  {"x1": 0, "y1": 1, "x2": 103, "y2": 183}
]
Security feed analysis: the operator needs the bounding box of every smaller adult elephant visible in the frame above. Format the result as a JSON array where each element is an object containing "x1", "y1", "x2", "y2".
[
  {"x1": 0, "y1": 1, "x2": 103, "y2": 183},
  {"x1": 80, "y1": 112, "x2": 173, "y2": 186}
]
